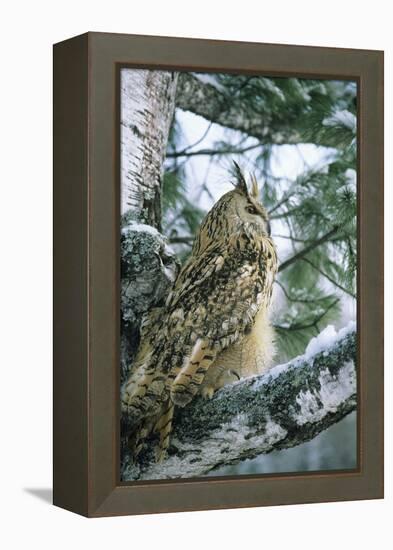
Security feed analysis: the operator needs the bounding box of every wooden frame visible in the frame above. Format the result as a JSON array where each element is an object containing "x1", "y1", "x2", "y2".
[{"x1": 53, "y1": 32, "x2": 384, "y2": 517}]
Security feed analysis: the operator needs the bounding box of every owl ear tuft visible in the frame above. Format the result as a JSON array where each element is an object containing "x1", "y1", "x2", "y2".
[
  {"x1": 232, "y1": 161, "x2": 248, "y2": 196},
  {"x1": 250, "y1": 173, "x2": 259, "y2": 200}
]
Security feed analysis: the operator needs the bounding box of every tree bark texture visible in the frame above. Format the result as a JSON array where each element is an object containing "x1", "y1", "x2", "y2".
[
  {"x1": 120, "y1": 69, "x2": 179, "y2": 380},
  {"x1": 120, "y1": 224, "x2": 179, "y2": 382},
  {"x1": 121, "y1": 327, "x2": 356, "y2": 481},
  {"x1": 120, "y1": 69, "x2": 178, "y2": 228}
]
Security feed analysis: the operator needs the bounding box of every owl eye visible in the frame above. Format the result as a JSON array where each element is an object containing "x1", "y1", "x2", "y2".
[{"x1": 246, "y1": 205, "x2": 258, "y2": 215}]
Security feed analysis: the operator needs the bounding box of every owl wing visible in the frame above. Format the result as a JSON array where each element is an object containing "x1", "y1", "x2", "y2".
[{"x1": 166, "y1": 240, "x2": 268, "y2": 406}]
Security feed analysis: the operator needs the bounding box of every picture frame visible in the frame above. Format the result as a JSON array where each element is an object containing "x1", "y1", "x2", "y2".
[{"x1": 53, "y1": 31, "x2": 384, "y2": 517}]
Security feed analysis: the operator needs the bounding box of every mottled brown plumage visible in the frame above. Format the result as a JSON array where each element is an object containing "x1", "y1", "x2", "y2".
[{"x1": 121, "y1": 163, "x2": 278, "y2": 461}]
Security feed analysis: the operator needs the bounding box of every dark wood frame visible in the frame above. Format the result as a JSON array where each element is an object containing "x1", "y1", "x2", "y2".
[{"x1": 53, "y1": 32, "x2": 384, "y2": 517}]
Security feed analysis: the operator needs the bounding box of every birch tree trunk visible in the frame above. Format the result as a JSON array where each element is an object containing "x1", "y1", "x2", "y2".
[
  {"x1": 120, "y1": 69, "x2": 179, "y2": 382},
  {"x1": 121, "y1": 69, "x2": 178, "y2": 229}
]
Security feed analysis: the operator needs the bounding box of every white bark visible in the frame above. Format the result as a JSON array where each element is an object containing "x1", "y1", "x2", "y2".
[{"x1": 120, "y1": 69, "x2": 178, "y2": 227}]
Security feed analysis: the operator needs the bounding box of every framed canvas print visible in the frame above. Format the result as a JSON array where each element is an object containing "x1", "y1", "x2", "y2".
[{"x1": 53, "y1": 32, "x2": 384, "y2": 517}]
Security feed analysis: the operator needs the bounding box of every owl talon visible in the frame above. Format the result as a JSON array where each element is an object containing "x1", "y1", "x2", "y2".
[{"x1": 201, "y1": 386, "x2": 215, "y2": 400}]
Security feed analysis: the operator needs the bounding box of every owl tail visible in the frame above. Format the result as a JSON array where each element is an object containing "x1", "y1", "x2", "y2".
[
  {"x1": 127, "y1": 400, "x2": 174, "y2": 463},
  {"x1": 128, "y1": 416, "x2": 156, "y2": 459},
  {"x1": 121, "y1": 364, "x2": 167, "y2": 423},
  {"x1": 169, "y1": 338, "x2": 217, "y2": 407},
  {"x1": 153, "y1": 400, "x2": 175, "y2": 462}
]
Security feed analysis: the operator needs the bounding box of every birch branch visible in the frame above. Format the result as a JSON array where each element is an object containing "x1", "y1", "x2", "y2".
[{"x1": 121, "y1": 325, "x2": 356, "y2": 481}]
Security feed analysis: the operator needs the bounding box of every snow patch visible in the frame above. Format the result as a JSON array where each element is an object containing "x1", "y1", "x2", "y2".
[
  {"x1": 305, "y1": 325, "x2": 337, "y2": 359},
  {"x1": 293, "y1": 361, "x2": 356, "y2": 425},
  {"x1": 192, "y1": 73, "x2": 227, "y2": 94},
  {"x1": 250, "y1": 320, "x2": 356, "y2": 391},
  {"x1": 345, "y1": 168, "x2": 356, "y2": 184},
  {"x1": 122, "y1": 222, "x2": 160, "y2": 236},
  {"x1": 322, "y1": 109, "x2": 357, "y2": 131},
  {"x1": 344, "y1": 168, "x2": 357, "y2": 193},
  {"x1": 304, "y1": 321, "x2": 356, "y2": 360}
]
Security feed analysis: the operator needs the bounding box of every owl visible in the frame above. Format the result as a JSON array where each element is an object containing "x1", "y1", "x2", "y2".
[{"x1": 121, "y1": 163, "x2": 278, "y2": 461}]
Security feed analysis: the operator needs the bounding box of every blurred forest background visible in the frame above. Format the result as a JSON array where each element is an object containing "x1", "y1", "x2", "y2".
[{"x1": 121, "y1": 70, "x2": 358, "y2": 474}]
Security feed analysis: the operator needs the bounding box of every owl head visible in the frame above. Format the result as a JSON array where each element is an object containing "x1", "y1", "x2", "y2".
[
  {"x1": 192, "y1": 162, "x2": 271, "y2": 256},
  {"x1": 230, "y1": 161, "x2": 271, "y2": 237}
]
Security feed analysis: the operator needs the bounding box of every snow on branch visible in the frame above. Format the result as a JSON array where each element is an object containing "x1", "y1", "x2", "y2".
[{"x1": 122, "y1": 323, "x2": 357, "y2": 481}]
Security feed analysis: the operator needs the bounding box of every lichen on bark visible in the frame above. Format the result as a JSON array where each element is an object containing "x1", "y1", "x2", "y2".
[
  {"x1": 120, "y1": 223, "x2": 179, "y2": 381},
  {"x1": 121, "y1": 328, "x2": 356, "y2": 481}
]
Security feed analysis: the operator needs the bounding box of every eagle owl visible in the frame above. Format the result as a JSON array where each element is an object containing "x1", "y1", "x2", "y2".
[{"x1": 121, "y1": 163, "x2": 278, "y2": 461}]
